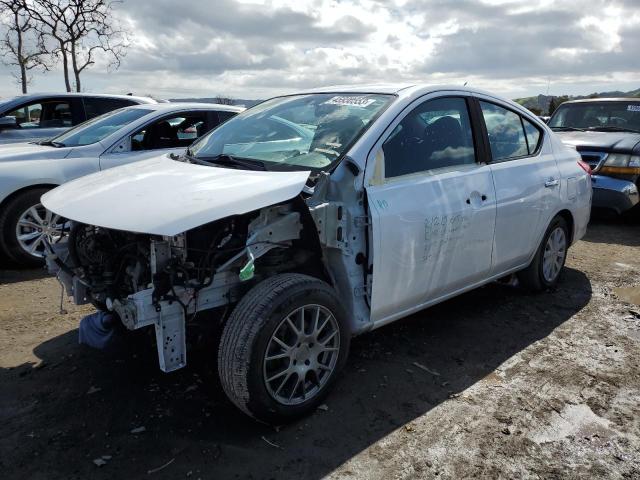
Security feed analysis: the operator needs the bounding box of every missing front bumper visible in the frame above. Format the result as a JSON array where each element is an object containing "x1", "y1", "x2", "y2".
[{"x1": 46, "y1": 241, "x2": 237, "y2": 373}]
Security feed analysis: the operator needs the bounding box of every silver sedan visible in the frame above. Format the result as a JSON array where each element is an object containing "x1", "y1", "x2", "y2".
[{"x1": 0, "y1": 102, "x2": 243, "y2": 265}]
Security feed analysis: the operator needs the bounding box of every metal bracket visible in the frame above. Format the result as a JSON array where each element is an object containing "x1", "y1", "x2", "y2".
[
  {"x1": 214, "y1": 206, "x2": 302, "y2": 275},
  {"x1": 353, "y1": 216, "x2": 370, "y2": 228},
  {"x1": 154, "y1": 307, "x2": 186, "y2": 372},
  {"x1": 309, "y1": 202, "x2": 348, "y2": 250},
  {"x1": 150, "y1": 240, "x2": 171, "y2": 276}
]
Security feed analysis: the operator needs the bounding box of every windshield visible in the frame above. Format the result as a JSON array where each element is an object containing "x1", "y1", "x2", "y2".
[
  {"x1": 549, "y1": 101, "x2": 640, "y2": 132},
  {"x1": 189, "y1": 93, "x2": 394, "y2": 170},
  {"x1": 51, "y1": 107, "x2": 153, "y2": 147}
]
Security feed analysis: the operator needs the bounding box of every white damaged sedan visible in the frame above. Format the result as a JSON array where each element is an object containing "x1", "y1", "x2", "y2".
[{"x1": 43, "y1": 85, "x2": 591, "y2": 422}]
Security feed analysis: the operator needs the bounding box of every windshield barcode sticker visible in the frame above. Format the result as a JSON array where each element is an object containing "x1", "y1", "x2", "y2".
[
  {"x1": 627, "y1": 105, "x2": 640, "y2": 112},
  {"x1": 323, "y1": 96, "x2": 376, "y2": 108}
]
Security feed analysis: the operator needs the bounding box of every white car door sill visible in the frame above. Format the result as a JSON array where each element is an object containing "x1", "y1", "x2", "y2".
[{"x1": 369, "y1": 260, "x2": 531, "y2": 331}]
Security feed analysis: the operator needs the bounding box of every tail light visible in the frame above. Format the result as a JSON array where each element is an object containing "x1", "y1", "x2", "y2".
[{"x1": 577, "y1": 159, "x2": 592, "y2": 175}]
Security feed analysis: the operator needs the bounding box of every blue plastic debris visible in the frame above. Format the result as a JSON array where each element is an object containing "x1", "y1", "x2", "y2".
[{"x1": 78, "y1": 311, "x2": 119, "y2": 350}]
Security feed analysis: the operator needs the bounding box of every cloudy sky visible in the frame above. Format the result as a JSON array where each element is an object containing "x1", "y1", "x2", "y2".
[{"x1": 1, "y1": 0, "x2": 639, "y2": 100}]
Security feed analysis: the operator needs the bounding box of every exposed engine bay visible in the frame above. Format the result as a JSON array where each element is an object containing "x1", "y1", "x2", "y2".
[
  {"x1": 45, "y1": 165, "x2": 372, "y2": 377},
  {"x1": 47, "y1": 203, "x2": 326, "y2": 371}
]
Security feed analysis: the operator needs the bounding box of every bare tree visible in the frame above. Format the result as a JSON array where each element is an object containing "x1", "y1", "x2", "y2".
[
  {"x1": 27, "y1": 0, "x2": 129, "y2": 92},
  {"x1": 214, "y1": 96, "x2": 235, "y2": 105},
  {"x1": 0, "y1": 0, "x2": 49, "y2": 93}
]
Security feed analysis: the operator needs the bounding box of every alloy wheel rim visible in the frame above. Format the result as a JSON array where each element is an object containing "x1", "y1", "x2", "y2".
[
  {"x1": 542, "y1": 227, "x2": 566, "y2": 283},
  {"x1": 15, "y1": 203, "x2": 65, "y2": 258},
  {"x1": 263, "y1": 304, "x2": 340, "y2": 406}
]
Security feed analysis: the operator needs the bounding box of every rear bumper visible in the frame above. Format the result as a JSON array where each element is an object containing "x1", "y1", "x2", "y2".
[{"x1": 591, "y1": 175, "x2": 639, "y2": 214}]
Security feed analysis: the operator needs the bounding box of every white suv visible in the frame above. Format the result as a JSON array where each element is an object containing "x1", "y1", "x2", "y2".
[{"x1": 43, "y1": 85, "x2": 592, "y2": 423}]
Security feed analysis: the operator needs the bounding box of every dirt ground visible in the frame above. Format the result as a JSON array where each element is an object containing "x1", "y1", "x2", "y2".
[{"x1": 1, "y1": 218, "x2": 639, "y2": 480}]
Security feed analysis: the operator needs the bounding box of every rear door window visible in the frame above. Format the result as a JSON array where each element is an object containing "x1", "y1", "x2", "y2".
[
  {"x1": 216, "y1": 110, "x2": 237, "y2": 124},
  {"x1": 84, "y1": 97, "x2": 138, "y2": 120},
  {"x1": 479, "y1": 102, "x2": 529, "y2": 161}
]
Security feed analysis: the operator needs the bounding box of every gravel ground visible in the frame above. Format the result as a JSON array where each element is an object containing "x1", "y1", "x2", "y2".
[{"x1": 0, "y1": 218, "x2": 639, "y2": 479}]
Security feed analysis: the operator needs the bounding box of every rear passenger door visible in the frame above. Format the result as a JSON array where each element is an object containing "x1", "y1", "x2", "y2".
[
  {"x1": 366, "y1": 93, "x2": 497, "y2": 323},
  {"x1": 475, "y1": 97, "x2": 560, "y2": 274}
]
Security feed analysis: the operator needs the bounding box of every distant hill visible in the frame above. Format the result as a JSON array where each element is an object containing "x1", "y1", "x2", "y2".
[
  {"x1": 515, "y1": 88, "x2": 640, "y2": 115},
  {"x1": 169, "y1": 97, "x2": 263, "y2": 108}
]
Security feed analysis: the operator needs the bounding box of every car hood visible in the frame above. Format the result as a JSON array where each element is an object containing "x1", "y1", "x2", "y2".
[
  {"x1": 42, "y1": 155, "x2": 311, "y2": 236},
  {"x1": 0, "y1": 142, "x2": 70, "y2": 161},
  {"x1": 555, "y1": 131, "x2": 640, "y2": 152}
]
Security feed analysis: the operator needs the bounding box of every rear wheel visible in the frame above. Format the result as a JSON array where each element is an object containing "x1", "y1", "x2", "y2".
[
  {"x1": 218, "y1": 273, "x2": 350, "y2": 423},
  {"x1": 0, "y1": 188, "x2": 64, "y2": 267},
  {"x1": 517, "y1": 216, "x2": 569, "y2": 291}
]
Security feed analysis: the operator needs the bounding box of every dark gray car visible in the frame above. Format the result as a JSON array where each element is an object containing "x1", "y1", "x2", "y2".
[
  {"x1": 0, "y1": 93, "x2": 159, "y2": 145},
  {"x1": 549, "y1": 98, "x2": 640, "y2": 214}
]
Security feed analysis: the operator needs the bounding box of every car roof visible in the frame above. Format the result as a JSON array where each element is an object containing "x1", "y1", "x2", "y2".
[
  {"x1": 128, "y1": 102, "x2": 245, "y2": 112},
  {"x1": 300, "y1": 84, "x2": 416, "y2": 95},
  {"x1": 292, "y1": 83, "x2": 510, "y2": 100},
  {"x1": 1, "y1": 92, "x2": 160, "y2": 104}
]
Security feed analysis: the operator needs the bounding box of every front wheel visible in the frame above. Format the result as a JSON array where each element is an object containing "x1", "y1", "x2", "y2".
[
  {"x1": 517, "y1": 215, "x2": 569, "y2": 291},
  {"x1": 0, "y1": 188, "x2": 65, "y2": 267},
  {"x1": 218, "y1": 273, "x2": 350, "y2": 423}
]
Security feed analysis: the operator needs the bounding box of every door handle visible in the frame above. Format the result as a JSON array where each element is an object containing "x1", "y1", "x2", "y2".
[
  {"x1": 545, "y1": 179, "x2": 559, "y2": 188},
  {"x1": 466, "y1": 193, "x2": 488, "y2": 204}
]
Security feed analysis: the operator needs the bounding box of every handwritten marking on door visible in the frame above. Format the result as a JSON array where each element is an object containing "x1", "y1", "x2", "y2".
[
  {"x1": 423, "y1": 214, "x2": 469, "y2": 261},
  {"x1": 376, "y1": 199, "x2": 389, "y2": 210}
]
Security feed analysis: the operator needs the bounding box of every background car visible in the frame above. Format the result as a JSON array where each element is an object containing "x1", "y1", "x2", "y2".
[
  {"x1": 0, "y1": 93, "x2": 161, "y2": 145},
  {"x1": 0, "y1": 102, "x2": 243, "y2": 265},
  {"x1": 42, "y1": 85, "x2": 591, "y2": 423},
  {"x1": 548, "y1": 98, "x2": 640, "y2": 214}
]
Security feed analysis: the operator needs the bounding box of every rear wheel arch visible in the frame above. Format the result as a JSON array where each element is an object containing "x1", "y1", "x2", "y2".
[
  {"x1": 518, "y1": 214, "x2": 570, "y2": 291},
  {"x1": 556, "y1": 209, "x2": 575, "y2": 245}
]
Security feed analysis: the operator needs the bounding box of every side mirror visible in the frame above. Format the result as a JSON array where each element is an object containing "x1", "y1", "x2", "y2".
[{"x1": 0, "y1": 116, "x2": 18, "y2": 130}]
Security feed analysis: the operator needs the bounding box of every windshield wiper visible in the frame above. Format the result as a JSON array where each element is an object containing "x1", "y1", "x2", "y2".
[
  {"x1": 191, "y1": 154, "x2": 267, "y2": 171},
  {"x1": 38, "y1": 140, "x2": 66, "y2": 147},
  {"x1": 550, "y1": 126, "x2": 586, "y2": 132},
  {"x1": 586, "y1": 126, "x2": 640, "y2": 134}
]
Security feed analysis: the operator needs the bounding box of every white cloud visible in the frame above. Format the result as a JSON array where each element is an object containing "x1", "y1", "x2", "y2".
[{"x1": 0, "y1": 0, "x2": 638, "y2": 100}]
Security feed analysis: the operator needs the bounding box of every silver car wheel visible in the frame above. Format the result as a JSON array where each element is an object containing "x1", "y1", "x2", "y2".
[
  {"x1": 542, "y1": 226, "x2": 566, "y2": 283},
  {"x1": 263, "y1": 304, "x2": 340, "y2": 406},
  {"x1": 15, "y1": 203, "x2": 65, "y2": 258}
]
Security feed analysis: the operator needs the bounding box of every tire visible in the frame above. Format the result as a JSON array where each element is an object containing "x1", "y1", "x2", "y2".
[
  {"x1": 517, "y1": 216, "x2": 569, "y2": 291},
  {"x1": 218, "y1": 273, "x2": 350, "y2": 423},
  {"x1": 0, "y1": 187, "x2": 60, "y2": 267}
]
